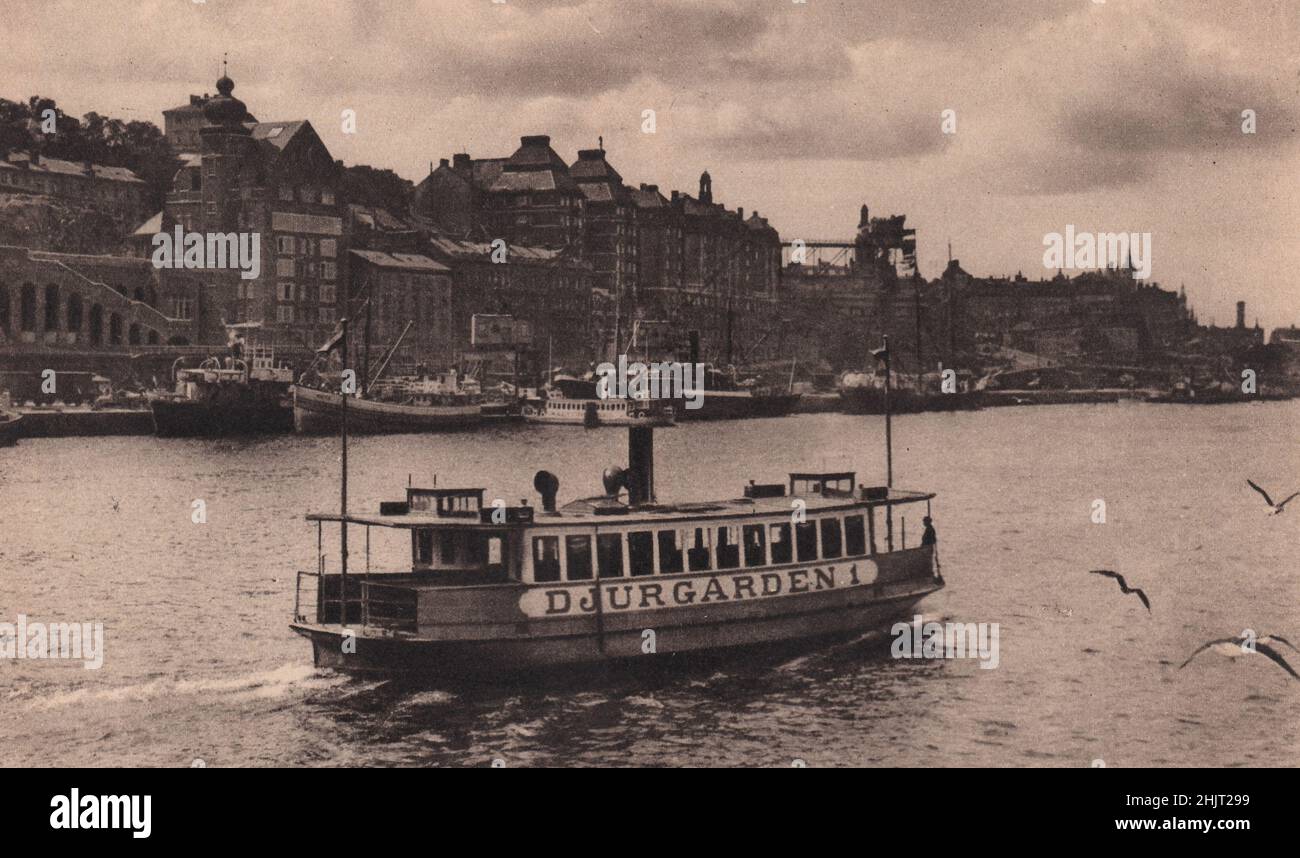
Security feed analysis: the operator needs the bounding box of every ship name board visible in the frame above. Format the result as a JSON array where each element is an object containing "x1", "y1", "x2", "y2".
[{"x1": 519, "y1": 562, "x2": 878, "y2": 618}]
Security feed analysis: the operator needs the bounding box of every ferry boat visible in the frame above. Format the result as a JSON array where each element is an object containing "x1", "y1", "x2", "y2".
[
  {"x1": 291, "y1": 406, "x2": 945, "y2": 675},
  {"x1": 521, "y1": 376, "x2": 675, "y2": 427}
]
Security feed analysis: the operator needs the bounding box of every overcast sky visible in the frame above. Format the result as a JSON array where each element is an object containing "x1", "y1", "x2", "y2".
[{"x1": 4, "y1": 0, "x2": 1298, "y2": 329}]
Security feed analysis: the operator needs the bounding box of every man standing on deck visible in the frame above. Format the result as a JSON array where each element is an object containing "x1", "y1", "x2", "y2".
[{"x1": 921, "y1": 516, "x2": 937, "y2": 546}]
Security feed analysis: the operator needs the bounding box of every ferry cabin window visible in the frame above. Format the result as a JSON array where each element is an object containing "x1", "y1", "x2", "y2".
[
  {"x1": 716, "y1": 526, "x2": 740, "y2": 570},
  {"x1": 439, "y1": 530, "x2": 457, "y2": 565},
  {"x1": 597, "y1": 533, "x2": 624, "y2": 578},
  {"x1": 795, "y1": 521, "x2": 818, "y2": 562},
  {"x1": 820, "y1": 518, "x2": 843, "y2": 559},
  {"x1": 566, "y1": 535, "x2": 594, "y2": 581},
  {"x1": 533, "y1": 536, "x2": 561, "y2": 583},
  {"x1": 769, "y1": 523, "x2": 793, "y2": 564},
  {"x1": 687, "y1": 528, "x2": 711, "y2": 572},
  {"x1": 844, "y1": 514, "x2": 867, "y2": 556},
  {"x1": 416, "y1": 529, "x2": 434, "y2": 566},
  {"x1": 742, "y1": 524, "x2": 766, "y2": 567},
  {"x1": 657, "y1": 530, "x2": 684, "y2": 574},
  {"x1": 628, "y1": 531, "x2": 654, "y2": 577}
]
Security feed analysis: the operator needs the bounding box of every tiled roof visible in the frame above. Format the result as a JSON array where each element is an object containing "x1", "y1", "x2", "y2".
[
  {"x1": 348, "y1": 249, "x2": 449, "y2": 272},
  {"x1": 428, "y1": 236, "x2": 572, "y2": 263},
  {"x1": 0, "y1": 152, "x2": 144, "y2": 184},
  {"x1": 249, "y1": 120, "x2": 308, "y2": 151},
  {"x1": 132, "y1": 211, "x2": 163, "y2": 236},
  {"x1": 491, "y1": 171, "x2": 564, "y2": 192},
  {"x1": 471, "y1": 158, "x2": 506, "y2": 189}
]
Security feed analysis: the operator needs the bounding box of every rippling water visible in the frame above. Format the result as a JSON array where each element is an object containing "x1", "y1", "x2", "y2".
[{"x1": 1, "y1": 403, "x2": 1297, "y2": 767}]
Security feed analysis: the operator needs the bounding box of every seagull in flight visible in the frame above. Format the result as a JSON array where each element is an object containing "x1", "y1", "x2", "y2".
[
  {"x1": 1088, "y1": 570, "x2": 1151, "y2": 613},
  {"x1": 1246, "y1": 479, "x2": 1299, "y2": 515},
  {"x1": 1179, "y1": 632, "x2": 1300, "y2": 681}
]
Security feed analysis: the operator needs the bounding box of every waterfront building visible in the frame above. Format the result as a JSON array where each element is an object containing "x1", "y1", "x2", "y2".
[
  {"x1": 0, "y1": 244, "x2": 178, "y2": 375},
  {"x1": 0, "y1": 151, "x2": 149, "y2": 240},
  {"x1": 346, "y1": 249, "x2": 454, "y2": 373},
  {"x1": 157, "y1": 73, "x2": 344, "y2": 353},
  {"x1": 426, "y1": 235, "x2": 594, "y2": 367}
]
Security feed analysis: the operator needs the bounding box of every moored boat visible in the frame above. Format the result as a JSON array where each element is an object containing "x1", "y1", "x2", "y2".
[
  {"x1": 0, "y1": 407, "x2": 22, "y2": 447},
  {"x1": 292, "y1": 384, "x2": 504, "y2": 435},
  {"x1": 150, "y1": 329, "x2": 295, "y2": 438}
]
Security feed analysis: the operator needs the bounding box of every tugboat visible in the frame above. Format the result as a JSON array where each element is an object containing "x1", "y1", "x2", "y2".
[
  {"x1": 290, "y1": 337, "x2": 945, "y2": 676},
  {"x1": 150, "y1": 325, "x2": 295, "y2": 437}
]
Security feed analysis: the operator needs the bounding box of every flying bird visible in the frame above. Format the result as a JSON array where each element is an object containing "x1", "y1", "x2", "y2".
[
  {"x1": 1088, "y1": 570, "x2": 1151, "y2": 613},
  {"x1": 1246, "y1": 479, "x2": 1300, "y2": 515},
  {"x1": 1179, "y1": 632, "x2": 1300, "y2": 681}
]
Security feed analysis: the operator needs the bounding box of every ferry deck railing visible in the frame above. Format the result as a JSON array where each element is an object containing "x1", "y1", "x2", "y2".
[{"x1": 294, "y1": 570, "x2": 417, "y2": 632}]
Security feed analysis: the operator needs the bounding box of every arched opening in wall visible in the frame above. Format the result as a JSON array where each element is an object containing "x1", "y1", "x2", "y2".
[
  {"x1": 89, "y1": 304, "x2": 103, "y2": 345},
  {"x1": 20, "y1": 284, "x2": 37, "y2": 332},
  {"x1": 147, "y1": 329, "x2": 159, "y2": 345},
  {"x1": 109, "y1": 313, "x2": 122, "y2": 345},
  {"x1": 67, "y1": 294, "x2": 84, "y2": 335},
  {"x1": 133, "y1": 287, "x2": 145, "y2": 303},
  {"x1": 44, "y1": 285, "x2": 59, "y2": 332},
  {"x1": 128, "y1": 323, "x2": 142, "y2": 346}
]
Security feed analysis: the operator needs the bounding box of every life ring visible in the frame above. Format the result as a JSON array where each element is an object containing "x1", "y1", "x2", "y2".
[{"x1": 522, "y1": 404, "x2": 539, "y2": 417}]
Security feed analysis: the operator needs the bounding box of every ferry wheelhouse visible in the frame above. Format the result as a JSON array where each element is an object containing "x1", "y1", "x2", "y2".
[{"x1": 291, "y1": 426, "x2": 943, "y2": 674}]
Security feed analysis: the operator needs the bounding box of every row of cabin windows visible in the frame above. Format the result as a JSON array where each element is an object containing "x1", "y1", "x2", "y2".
[{"x1": 531, "y1": 515, "x2": 872, "y2": 583}]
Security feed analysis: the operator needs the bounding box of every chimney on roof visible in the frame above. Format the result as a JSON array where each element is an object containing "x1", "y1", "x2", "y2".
[
  {"x1": 521, "y1": 135, "x2": 551, "y2": 147},
  {"x1": 671, "y1": 190, "x2": 679, "y2": 202},
  {"x1": 438, "y1": 158, "x2": 449, "y2": 169},
  {"x1": 577, "y1": 149, "x2": 603, "y2": 161},
  {"x1": 737, "y1": 207, "x2": 743, "y2": 220},
  {"x1": 1236, "y1": 301, "x2": 1246, "y2": 330}
]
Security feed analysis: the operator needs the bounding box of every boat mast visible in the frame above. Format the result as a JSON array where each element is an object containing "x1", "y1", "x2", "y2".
[
  {"x1": 340, "y1": 316, "x2": 350, "y2": 624},
  {"x1": 875, "y1": 335, "x2": 894, "y2": 551}
]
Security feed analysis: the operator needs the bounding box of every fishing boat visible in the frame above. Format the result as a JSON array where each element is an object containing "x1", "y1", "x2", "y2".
[
  {"x1": 292, "y1": 384, "x2": 501, "y2": 434},
  {"x1": 290, "y1": 338, "x2": 945, "y2": 676}
]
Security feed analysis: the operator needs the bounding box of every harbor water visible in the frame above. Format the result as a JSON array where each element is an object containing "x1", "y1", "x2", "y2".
[{"x1": 1, "y1": 403, "x2": 1297, "y2": 767}]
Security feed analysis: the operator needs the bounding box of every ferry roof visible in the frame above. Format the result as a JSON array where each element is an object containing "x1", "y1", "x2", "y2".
[{"x1": 307, "y1": 488, "x2": 934, "y2": 530}]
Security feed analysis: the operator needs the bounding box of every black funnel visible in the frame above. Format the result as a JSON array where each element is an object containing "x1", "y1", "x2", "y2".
[
  {"x1": 533, "y1": 470, "x2": 560, "y2": 512},
  {"x1": 602, "y1": 466, "x2": 627, "y2": 497}
]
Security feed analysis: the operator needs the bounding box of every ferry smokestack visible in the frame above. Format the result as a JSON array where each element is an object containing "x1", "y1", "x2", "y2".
[
  {"x1": 627, "y1": 426, "x2": 655, "y2": 505},
  {"x1": 533, "y1": 470, "x2": 560, "y2": 512},
  {"x1": 1236, "y1": 301, "x2": 1246, "y2": 330}
]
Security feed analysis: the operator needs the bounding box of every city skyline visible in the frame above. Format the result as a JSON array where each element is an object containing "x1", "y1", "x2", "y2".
[{"x1": 3, "y1": 0, "x2": 1298, "y2": 329}]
